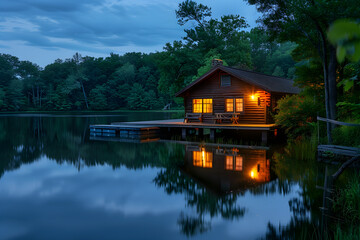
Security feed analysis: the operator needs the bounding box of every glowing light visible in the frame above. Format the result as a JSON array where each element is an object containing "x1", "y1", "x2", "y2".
[
  {"x1": 251, "y1": 95, "x2": 255, "y2": 100},
  {"x1": 250, "y1": 171, "x2": 255, "y2": 178},
  {"x1": 202, "y1": 150, "x2": 205, "y2": 166}
]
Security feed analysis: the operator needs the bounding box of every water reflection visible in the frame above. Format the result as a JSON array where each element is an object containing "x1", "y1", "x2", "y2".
[
  {"x1": 0, "y1": 114, "x2": 326, "y2": 239},
  {"x1": 154, "y1": 145, "x2": 275, "y2": 236},
  {"x1": 183, "y1": 145, "x2": 271, "y2": 194}
]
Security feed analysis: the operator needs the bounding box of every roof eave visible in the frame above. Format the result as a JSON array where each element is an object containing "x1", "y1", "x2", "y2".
[{"x1": 175, "y1": 66, "x2": 221, "y2": 97}]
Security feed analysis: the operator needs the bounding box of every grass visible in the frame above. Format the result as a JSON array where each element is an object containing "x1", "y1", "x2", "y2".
[
  {"x1": 333, "y1": 172, "x2": 360, "y2": 223},
  {"x1": 332, "y1": 119, "x2": 360, "y2": 147},
  {"x1": 334, "y1": 224, "x2": 360, "y2": 240}
]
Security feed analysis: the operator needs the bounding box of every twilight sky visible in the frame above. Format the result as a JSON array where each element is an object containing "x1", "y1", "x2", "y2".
[{"x1": 0, "y1": 0, "x2": 260, "y2": 67}]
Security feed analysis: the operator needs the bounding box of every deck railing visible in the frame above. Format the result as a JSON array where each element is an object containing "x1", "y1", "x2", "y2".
[{"x1": 317, "y1": 116, "x2": 360, "y2": 144}]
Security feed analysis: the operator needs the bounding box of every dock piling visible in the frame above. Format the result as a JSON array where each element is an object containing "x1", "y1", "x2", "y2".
[
  {"x1": 210, "y1": 129, "x2": 216, "y2": 141},
  {"x1": 182, "y1": 128, "x2": 187, "y2": 140},
  {"x1": 261, "y1": 131, "x2": 267, "y2": 144}
]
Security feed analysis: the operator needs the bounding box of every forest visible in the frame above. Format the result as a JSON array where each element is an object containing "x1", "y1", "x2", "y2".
[{"x1": 0, "y1": 1, "x2": 299, "y2": 111}]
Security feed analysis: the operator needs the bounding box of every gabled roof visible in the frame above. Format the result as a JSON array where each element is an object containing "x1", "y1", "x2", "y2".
[{"x1": 175, "y1": 65, "x2": 300, "y2": 97}]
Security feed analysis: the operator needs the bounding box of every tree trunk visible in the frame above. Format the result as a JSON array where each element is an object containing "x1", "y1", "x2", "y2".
[
  {"x1": 40, "y1": 89, "x2": 42, "y2": 109},
  {"x1": 322, "y1": 58, "x2": 332, "y2": 143},
  {"x1": 328, "y1": 46, "x2": 337, "y2": 130},
  {"x1": 32, "y1": 86, "x2": 36, "y2": 107},
  {"x1": 37, "y1": 86, "x2": 40, "y2": 108},
  {"x1": 79, "y1": 79, "x2": 89, "y2": 109}
]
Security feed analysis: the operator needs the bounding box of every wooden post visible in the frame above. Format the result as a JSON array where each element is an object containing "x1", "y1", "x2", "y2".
[
  {"x1": 197, "y1": 128, "x2": 204, "y2": 137},
  {"x1": 182, "y1": 128, "x2": 186, "y2": 140},
  {"x1": 261, "y1": 131, "x2": 267, "y2": 144},
  {"x1": 210, "y1": 129, "x2": 215, "y2": 141}
]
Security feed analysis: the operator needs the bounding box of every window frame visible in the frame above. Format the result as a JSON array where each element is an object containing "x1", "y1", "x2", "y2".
[
  {"x1": 220, "y1": 75, "x2": 231, "y2": 87},
  {"x1": 225, "y1": 155, "x2": 243, "y2": 171},
  {"x1": 192, "y1": 98, "x2": 213, "y2": 113},
  {"x1": 193, "y1": 150, "x2": 213, "y2": 168},
  {"x1": 225, "y1": 97, "x2": 244, "y2": 113}
]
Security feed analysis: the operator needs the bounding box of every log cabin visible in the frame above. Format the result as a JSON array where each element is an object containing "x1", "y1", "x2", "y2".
[{"x1": 175, "y1": 59, "x2": 300, "y2": 124}]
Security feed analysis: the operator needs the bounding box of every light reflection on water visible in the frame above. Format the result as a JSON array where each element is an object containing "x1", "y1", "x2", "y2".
[{"x1": 0, "y1": 113, "x2": 320, "y2": 240}]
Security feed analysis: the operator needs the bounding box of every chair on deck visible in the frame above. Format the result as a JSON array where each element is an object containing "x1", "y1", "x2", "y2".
[{"x1": 184, "y1": 113, "x2": 203, "y2": 123}]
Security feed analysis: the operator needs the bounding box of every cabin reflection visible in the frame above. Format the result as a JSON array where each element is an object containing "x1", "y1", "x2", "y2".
[{"x1": 183, "y1": 145, "x2": 271, "y2": 194}]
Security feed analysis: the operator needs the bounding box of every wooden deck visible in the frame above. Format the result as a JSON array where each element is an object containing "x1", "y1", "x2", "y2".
[
  {"x1": 90, "y1": 119, "x2": 276, "y2": 143},
  {"x1": 89, "y1": 124, "x2": 160, "y2": 139},
  {"x1": 112, "y1": 119, "x2": 276, "y2": 130}
]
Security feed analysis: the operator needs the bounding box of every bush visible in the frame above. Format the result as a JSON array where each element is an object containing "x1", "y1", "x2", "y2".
[
  {"x1": 274, "y1": 95, "x2": 323, "y2": 138},
  {"x1": 333, "y1": 173, "x2": 360, "y2": 224},
  {"x1": 332, "y1": 120, "x2": 360, "y2": 147}
]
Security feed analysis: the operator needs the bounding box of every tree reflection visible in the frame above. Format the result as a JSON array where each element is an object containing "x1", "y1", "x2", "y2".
[
  {"x1": 154, "y1": 145, "x2": 274, "y2": 236},
  {"x1": 178, "y1": 213, "x2": 211, "y2": 237},
  {"x1": 0, "y1": 116, "x2": 330, "y2": 238},
  {"x1": 154, "y1": 165, "x2": 246, "y2": 236},
  {"x1": 260, "y1": 139, "x2": 326, "y2": 239}
]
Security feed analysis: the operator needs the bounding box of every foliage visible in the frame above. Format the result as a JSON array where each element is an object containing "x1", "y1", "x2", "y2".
[
  {"x1": 262, "y1": 42, "x2": 296, "y2": 78},
  {"x1": 246, "y1": 0, "x2": 360, "y2": 142},
  {"x1": 328, "y1": 20, "x2": 360, "y2": 63},
  {"x1": 334, "y1": 224, "x2": 360, "y2": 240},
  {"x1": 176, "y1": 0, "x2": 211, "y2": 26},
  {"x1": 333, "y1": 172, "x2": 360, "y2": 224},
  {"x1": 336, "y1": 102, "x2": 360, "y2": 120},
  {"x1": 89, "y1": 85, "x2": 107, "y2": 110},
  {"x1": 274, "y1": 95, "x2": 323, "y2": 137},
  {"x1": 332, "y1": 121, "x2": 360, "y2": 147},
  {"x1": 191, "y1": 49, "x2": 228, "y2": 81}
]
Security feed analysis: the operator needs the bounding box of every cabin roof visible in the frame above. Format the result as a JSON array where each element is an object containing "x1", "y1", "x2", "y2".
[{"x1": 175, "y1": 65, "x2": 300, "y2": 97}]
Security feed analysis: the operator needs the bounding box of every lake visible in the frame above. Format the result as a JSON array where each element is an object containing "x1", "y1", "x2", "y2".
[{"x1": 0, "y1": 112, "x2": 325, "y2": 240}]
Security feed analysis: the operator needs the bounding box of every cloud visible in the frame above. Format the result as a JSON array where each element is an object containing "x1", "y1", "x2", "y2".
[
  {"x1": 0, "y1": 0, "x2": 260, "y2": 66},
  {"x1": 0, "y1": 0, "x2": 182, "y2": 51}
]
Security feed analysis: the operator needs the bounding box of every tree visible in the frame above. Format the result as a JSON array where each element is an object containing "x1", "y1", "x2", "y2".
[
  {"x1": 89, "y1": 85, "x2": 107, "y2": 110},
  {"x1": 71, "y1": 53, "x2": 89, "y2": 109},
  {"x1": 246, "y1": 0, "x2": 360, "y2": 142},
  {"x1": 127, "y1": 83, "x2": 146, "y2": 110},
  {"x1": 176, "y1": 1, "x2": 251, "y2": 67},
  {"x1": 18, "y1": 61, "x2": 42, "y2": 108},
  {"x1": 176, "y1": 0, "x2": 212, "y2": 27},
  {"x1": 191, "y1": 49, "x2": 228, "y2": 81}
]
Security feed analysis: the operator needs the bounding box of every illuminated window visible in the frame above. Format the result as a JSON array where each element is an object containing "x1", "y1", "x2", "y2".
[
  {"x1": 235, "y1": 98, "x2": 243, "y2": 112},
  {"x1": 193, "y1": 99, "x2": 202, "y2": 113},
  {"x1": 193, "y1": 98, "x2": 212, "y2": 113},
  {"x1": 235, "y1": 156, "x2": 243, "y2": 171},
  {"x1": 225, "y1": 155, "x2": 233, "y2": 170},
  {"x1": 193, "y1": 150, "x2": 213, "y2": 168},
  {"x1": 203, "y1": 99, "x2": 213, "y2": 113},
  {"x1": 225, "y1": 155, "x2": 243, "y2": 171},
  {"x1": 225, "y1": 98, "x2": 243, "y2": 112},
  {"x1": 225, "y1": 99, "x2": 234, "y2": 112}
]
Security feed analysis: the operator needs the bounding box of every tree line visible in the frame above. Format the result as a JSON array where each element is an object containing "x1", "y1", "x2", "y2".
[{"x1": 0, "y1": 1, "x2": 297, "y2": 111}]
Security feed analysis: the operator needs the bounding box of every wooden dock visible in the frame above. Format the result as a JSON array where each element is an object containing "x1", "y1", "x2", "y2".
[
  {"x1": 89, "y1": 124, "x2": 160, "y2": 139},
  {"x1": 318, "y1": 145, "x2": 360, "y2": 157},
  {"x1": 318, "y1": 145, "x2": 360, "y2": 164},
  {"x1": 90, "y1": 119, "x2": 276, "y2": 143},
  {"x1": 317, "y1": 116, "x2": 360, "y2": 163}
]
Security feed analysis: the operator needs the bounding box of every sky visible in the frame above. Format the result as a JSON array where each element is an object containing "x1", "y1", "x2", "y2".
[{"x1": 0, "y1": 0, "x2": 260, "y2": 67}]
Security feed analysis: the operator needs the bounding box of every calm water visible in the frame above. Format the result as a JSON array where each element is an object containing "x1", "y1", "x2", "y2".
[{"x1": 0, "y1": 112, "x2": 325, "y2": 240}]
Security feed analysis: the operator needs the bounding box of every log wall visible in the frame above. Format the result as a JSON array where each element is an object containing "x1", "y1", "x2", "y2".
[{"x1": 183, "y1": 70, "x2": 272, "y2": 124}]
